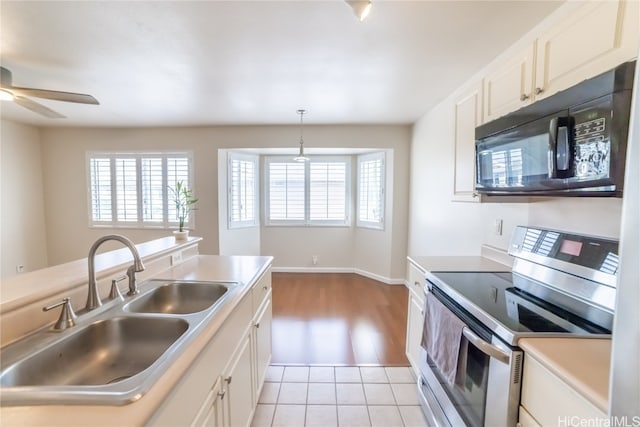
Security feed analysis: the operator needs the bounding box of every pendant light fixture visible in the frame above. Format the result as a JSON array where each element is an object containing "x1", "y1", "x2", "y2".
[
  {"x1": 346, "y1": 1, "x2": 372, "y2": 22},
  {"x1": 294, "y1": 109, "x2": 310, "y2": 162}
]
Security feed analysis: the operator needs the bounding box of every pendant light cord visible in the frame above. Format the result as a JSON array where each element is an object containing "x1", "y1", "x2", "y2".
[{"x1": 298, "y1": 109, "x2": 305, "y2": 147}]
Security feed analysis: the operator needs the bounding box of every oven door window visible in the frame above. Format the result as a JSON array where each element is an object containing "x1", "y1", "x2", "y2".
[{"x1": 427, "y1": 335, "x2": 490, "y2": 427}]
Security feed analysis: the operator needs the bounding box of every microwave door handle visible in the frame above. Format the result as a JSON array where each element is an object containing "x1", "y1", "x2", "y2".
[
  {"x1": 462, "y1": 327, "x2": 510, "y2": 364},
  {"x1": 549, "y1": 116, "x2": 572, "y2": 178}
]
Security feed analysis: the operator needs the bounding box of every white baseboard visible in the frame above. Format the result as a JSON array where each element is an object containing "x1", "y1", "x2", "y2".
[{"x1": 271, "y1": 266, "x2": 404, "y2": 285}]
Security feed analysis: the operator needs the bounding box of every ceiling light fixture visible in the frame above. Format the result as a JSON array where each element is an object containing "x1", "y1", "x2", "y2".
[
  {"x1": 294, "y1": 109, "x2": 310, "y2": 162},
  {"x1": 346, "y1": 1, "x2": 372, "y2": 22},
  {"x1": 0, "y1": 89, "x2": 14, "y2": 101}
]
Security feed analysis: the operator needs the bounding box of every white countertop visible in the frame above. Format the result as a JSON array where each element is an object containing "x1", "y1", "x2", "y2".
[{"x1": 0, "y1": 254, "x2": 273, "y2": 426}]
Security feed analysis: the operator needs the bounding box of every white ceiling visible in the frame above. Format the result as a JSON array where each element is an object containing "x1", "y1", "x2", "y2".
[{"x1": 0, "y1": 1, "x2": 562, "y2": 127}]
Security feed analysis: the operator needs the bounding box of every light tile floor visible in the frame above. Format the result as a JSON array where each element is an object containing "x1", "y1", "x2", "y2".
[{"x1": 251, "y1": 366, "x2": 428, "y2": 427}]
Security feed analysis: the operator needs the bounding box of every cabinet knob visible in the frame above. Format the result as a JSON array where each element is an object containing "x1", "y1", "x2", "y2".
[
  {"x1": 263, "y1": 285, "x2": 268, "y2": 290},
  {"x1": 225, "y1": 376, "x2": 232, "y2": 385},
  {"x1": 520, "y1": 93, "x2": 529, "y2": 101},
  {"x1": 535, "y1": 87, "x2": 544, "y2": 95},
  {"x1": 218, "y1": 390, "x2": 226, "y2": 400},
  {"x1": 414, "y1": 281, "x2": 420, "y2": 287},
  {"x1": 255, "y1": 322, "x2": 260, "y2": 328}
]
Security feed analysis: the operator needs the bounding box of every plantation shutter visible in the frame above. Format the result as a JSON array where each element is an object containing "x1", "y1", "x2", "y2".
[
  {"x1": 229, "y1": 154, "x2": 258, "y2": 227},
  {"x1": 141, "y1": 157, "x2": 164, "y2": 222},
  {"x1": 89, "y1": 157, "x2": 113, "y2": 221},
  {"x1": 357, "y1": 152, "x2": 385, "y2": 228},
  {"x1": 167, "y1": 157, "x2": 190, "y2": 223},
  {"x1": 88, "y1": 152, "x2": 192, "y2": 228},
  {"x1": 268, "y1": 161, "x2": 305, "y2": 221},
  {"x1": 115, "y1": 157, "x2": 138, "y2": 222},
  {"x1": 309, "y1": 162, "x2": 346, "y2": 221}
]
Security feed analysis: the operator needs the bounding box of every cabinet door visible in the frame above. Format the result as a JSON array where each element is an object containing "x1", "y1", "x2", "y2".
[
  {"x1": 253, "y1": 295, "x2": 272, "y2": 399},
  {"x1": 223, "y1": 332, "x2": 254, "y2": 427},
  {"x1": 484, "y1": 44, "x2": 535, "y2": 122},
  {"x1": 517, "y1": 405, "x2": 541, "y2": 427},
  {"x1": 452, "y1": 81, "x2": 483, "y2": 202},
  {"x1": 405, "y1": 291, "x2": 424, "y2": 374},
  {"x1": 192, "y1": 377, "x2": 225, "y2": 427},
  {"x1": 535, "y1": 0, "x2": 639, "y2": 100},
  {"x1": 521, "y1": 354, "x2": 607, "y2": 426}
]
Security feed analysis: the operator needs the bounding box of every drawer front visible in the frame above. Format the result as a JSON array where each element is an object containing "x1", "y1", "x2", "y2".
[{"x1": 252, "y1": 269, "x2": 272, "y2": 314}]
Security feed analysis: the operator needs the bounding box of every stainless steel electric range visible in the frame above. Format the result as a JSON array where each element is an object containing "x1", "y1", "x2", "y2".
[{"x1": 417, "y1": 226, "x2": 618, "y2": 427}]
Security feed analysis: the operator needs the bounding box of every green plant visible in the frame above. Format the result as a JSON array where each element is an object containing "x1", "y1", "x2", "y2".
[{"x1": 169, "y1": 181, "x2": 198, "y2": 232}]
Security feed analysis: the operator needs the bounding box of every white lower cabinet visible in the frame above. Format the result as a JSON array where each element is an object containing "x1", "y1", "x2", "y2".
[
  {"x1": 148, "y1": 267, "x2": 272, "y2": 427},
  {"x1": 223, "y1": 331, "x2": 254, "y2": 427},
  {"x1": 191, "y1": 377, "x2": 225, "y2": 427},
  {"x1": 252, "y1": 294, "x2": 272, "y2": 399},
  {"x1": 405, "y1": 290, "x2": 424, "y2": 375},
  {"x1": 520, "y1": 353, "x2": 606, "y2": 427}
]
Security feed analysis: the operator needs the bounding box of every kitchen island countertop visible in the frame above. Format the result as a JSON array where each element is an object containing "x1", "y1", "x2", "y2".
[{"x1": 0, "y1": 254, "x2": 273, "y2": 426}]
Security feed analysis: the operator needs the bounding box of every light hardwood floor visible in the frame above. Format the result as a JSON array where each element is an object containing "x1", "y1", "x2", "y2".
[{"x1": 271, "y1": 273, "x2": 410, "y2": 366}]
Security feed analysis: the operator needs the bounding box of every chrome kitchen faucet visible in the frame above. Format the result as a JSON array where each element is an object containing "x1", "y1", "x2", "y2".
[{"x1": 85, "y1": 235, "x2": 145, "y2": 311}]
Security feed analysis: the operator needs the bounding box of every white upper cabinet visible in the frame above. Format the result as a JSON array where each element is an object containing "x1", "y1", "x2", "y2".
[
  {"x1": 535, "y1": 0, "x2": 638, "y2": 101},
  {"x1": 484, "y1": 44, "x2": 535, "y2": 123},
  {"x1": 483, "y1": 0, "x2": 639, "y2": 123},
  {"x1": 453, "y1": 81, "x2": 483, "y2": 202}
]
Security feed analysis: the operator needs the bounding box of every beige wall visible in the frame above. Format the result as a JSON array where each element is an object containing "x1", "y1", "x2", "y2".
[
  {"x1": 27, "y1": 124, "x2": 410, "y2": 282},
  {"x1": 408, "y1": 97, "x2": 498, "y2": 256},
  {"x1": 1, "y1": 120, "x2": 49, "y2": 277}
]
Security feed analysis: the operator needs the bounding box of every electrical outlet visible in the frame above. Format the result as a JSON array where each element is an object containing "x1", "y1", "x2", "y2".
[
  {"x1": 171, "y1": 252, "x2": 183, "y2": 266},
  {"x1": 312, "y1": 255, "x2": 318, "y2": 265},
  {"x1": 494, "y1": 219, "x2": 503, "y2": 236}
]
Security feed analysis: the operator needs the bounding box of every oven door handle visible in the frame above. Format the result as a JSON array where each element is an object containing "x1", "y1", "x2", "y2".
[{"x1": 463, "y1": 327, "x2": 510, "y2": 364}]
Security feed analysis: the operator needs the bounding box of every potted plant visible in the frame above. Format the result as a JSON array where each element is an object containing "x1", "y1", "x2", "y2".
[{"x1": 169, "y1": 181, "x2": 198, "y2": 240}]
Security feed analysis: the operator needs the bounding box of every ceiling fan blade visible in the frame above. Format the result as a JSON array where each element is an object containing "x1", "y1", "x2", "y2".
[
  {"x1": 14, "y1": 96, "x2": 66, "y2": 119},
  {"x1": 10, "y1": 86, "x2": 99, "y2": 105}
]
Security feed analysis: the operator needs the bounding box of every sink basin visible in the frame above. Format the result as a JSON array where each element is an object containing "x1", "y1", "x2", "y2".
[
  {"x1": 0, "y1": 316, "x2": 188, "y2": 387},
  {"x1": 124, "y1": 281, "x2": 229, "y2": 314},
  {"x1": 0, "y1": 279, "x2": 236, "y2": 405}
]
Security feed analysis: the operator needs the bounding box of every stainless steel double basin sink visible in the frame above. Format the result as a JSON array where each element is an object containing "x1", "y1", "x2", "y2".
[{"x1": 0, "y1": 279, "x2": 238, "y2": 406}]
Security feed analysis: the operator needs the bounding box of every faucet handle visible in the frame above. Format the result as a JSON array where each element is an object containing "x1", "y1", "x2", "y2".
[
  {"x1": 109, "y1": 275, "x2": 127, "y2": 301},
  {"x1": 43, "y1": 298, "x2": 78, "y2": 331}
]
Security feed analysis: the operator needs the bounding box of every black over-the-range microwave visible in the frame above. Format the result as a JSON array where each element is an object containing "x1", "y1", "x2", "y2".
[{"x1": 475, "y1": 60, "x2": 635, "y2": 197}]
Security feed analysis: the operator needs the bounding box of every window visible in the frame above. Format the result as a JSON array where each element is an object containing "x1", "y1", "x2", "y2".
[
  {"x1": 265, "y1": 156, "x2": 350, "y2": 226},
  {"x1": 88, "y1": 152, "x2": 193, "y2": 228},
  {"x1": 357, "y1": 152, "x2": 385, "y2": 229},
  {"x1": 228, "y1": 152, "x2": 258, "y2": 228}
]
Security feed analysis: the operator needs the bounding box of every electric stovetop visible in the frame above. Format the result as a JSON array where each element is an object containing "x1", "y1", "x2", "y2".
[{"x1": 427, "y1": 271, "x2": 611, "y2": 346}]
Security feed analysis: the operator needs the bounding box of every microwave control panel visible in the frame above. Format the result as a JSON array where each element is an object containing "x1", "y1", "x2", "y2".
[{"x1": 571, "y1": 96, "x2": 612, "y2": 179}]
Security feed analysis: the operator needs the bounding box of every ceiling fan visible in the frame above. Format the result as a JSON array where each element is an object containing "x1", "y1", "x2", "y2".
[{"x1": 0, "y1": 66, "x2": 99, "y2": 119}]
